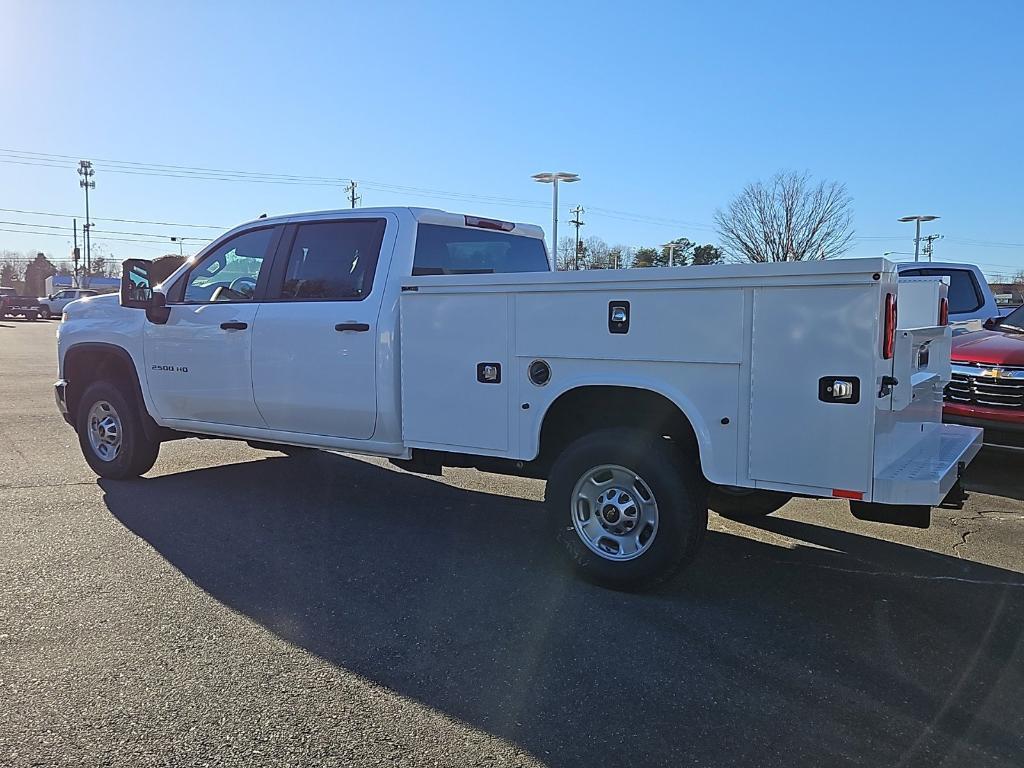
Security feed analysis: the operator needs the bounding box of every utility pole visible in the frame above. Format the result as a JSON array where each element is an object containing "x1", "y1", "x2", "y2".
[
  {"x1": 569, "y1": 205, "x2": 585, "y2": 270},
  {"x1": 72, "y1": 219, "x2": 80, "y2": 288},
  {"x1": 921, "y1": 233, "x2": 943, "y2": 262},
  {"x1": 78, "y1": 160, "x2": 95, "y2": 283},
  {"x1": 345, "y1": 180, "x2": 360, "y2": 208}
]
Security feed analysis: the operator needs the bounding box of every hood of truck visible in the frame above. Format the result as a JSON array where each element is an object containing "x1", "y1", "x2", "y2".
[{"x1": 951, "y1": 329, "x2": 1024, "y2": 366}]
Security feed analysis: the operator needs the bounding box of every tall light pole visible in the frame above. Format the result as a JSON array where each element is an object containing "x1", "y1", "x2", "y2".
[
  {"x1": 661, "y1": 241, "x2": 686, "y2": 267},
  {"x1": 532, "y1": 172, "x2": 580, "y2": 264},
  {"x1": 170, "y1": 236, "x2": 185, "y2": 257},
  {"x1": 897, "y1": 215, "x2": 939, "y2": 262}
]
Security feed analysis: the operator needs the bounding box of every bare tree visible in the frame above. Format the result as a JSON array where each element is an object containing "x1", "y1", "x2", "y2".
[
  {"x1": 715, "y1": 171, "x2": 854, "y2": 262},
  {"x1": 581, "y1": 236, "x2": 611, "y2": 269},
  {"x1": 556, "y1": 236, "x2": 576, "y2": 270}
]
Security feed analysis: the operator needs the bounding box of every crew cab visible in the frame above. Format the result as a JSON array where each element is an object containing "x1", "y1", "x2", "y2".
[
  {"x1": 943, "y1": 303, "x2": 1024, "y2": 449},
  {"x1": 37, "y1": 288, "x2": 98, "y2": 320},
  {"x1": 55, "y1": 207, "x2": 982, "y2": 591}
]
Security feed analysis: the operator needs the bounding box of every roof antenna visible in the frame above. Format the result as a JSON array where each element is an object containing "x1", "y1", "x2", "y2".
[{"x1": 258, "y1": 213, "x2": 267, "y2": 219}]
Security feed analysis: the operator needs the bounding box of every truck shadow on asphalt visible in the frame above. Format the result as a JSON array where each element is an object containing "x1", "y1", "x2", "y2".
[
  {"x1": 100, "y1": 453, "x2": 1024, "y2": 768},
  {"x1": 964, "y1": 447, "x2": 1024, "y2": 502}
]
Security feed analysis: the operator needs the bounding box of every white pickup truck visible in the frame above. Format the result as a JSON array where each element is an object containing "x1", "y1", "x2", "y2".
[{"x1": 56, "y1": 207, "x2": 982, "y2": 591}]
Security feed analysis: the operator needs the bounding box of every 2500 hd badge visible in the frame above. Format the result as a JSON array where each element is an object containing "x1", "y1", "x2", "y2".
[{"x1": 151, "y1": 364, "x2": 189, "y2": 373}]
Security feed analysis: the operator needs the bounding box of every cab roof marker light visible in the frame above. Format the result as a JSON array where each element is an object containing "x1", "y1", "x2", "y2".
[{"x1": 464, "y1": 215, "x2": 515, "y2": 232}]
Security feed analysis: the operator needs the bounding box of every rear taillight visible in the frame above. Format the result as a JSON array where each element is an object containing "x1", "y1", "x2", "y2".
[
  {"x1": 939, "y1": 297, "x2": 949, "y2": 326},
  {"x1": 883, "y1": 293, "x2": 897, "y2": 359}
]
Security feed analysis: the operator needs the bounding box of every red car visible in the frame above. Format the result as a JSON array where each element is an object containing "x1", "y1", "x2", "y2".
[{"x1": 944, "y1": 304, "x2": 1024, "y2": 449}]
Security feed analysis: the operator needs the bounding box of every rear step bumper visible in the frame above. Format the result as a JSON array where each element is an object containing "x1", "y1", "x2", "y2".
[{"x1": 872, "y1": 424, "x2": 983, "y2": 506}]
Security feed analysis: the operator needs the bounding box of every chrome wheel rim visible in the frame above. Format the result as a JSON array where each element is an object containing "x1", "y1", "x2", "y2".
[
  {"x1": 571, "y1": 464, "x2": 658, "y2": 561},
  {"x1": 87, "y1": 400, "x2": 122, "y2": 462}
]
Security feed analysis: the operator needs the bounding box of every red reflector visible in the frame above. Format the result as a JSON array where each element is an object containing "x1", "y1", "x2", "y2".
[
  {"x1": 883, "y1": 293, "x2": 897, "y2": 359},
  {"x1": 464, "y1": 215, "x2": 514, "y2": 232},
  {"x1": 832, "y1": 489, "x2": 864, "y2": 500},
  {"x1": 939, "y1": 297, "x2": 949, "y2": 326}
]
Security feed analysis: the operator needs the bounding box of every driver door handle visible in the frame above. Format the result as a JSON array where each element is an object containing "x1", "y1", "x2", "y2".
[
  {"x1": 220, "y1": 321, "x2": 248, "y2": 331},
  {"x1": 335, "y1": 322, "x2": 370, "y2": 332}
]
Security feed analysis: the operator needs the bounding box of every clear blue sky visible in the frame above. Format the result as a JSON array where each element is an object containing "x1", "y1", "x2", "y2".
[{"x1": 1, "y1": 0, "x2": 1022, "y2": 276}]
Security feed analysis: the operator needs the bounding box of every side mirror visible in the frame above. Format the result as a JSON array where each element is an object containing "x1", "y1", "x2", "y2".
[
  {"x1": 120, "y1": 259, "x2": 170, "y2": 324},
  {"x1": 983, "y1": 316, "x2": 1003, "y2": 330},
  {"x1": 121, "y1": 259, "x2": 154, "y2": 308}
]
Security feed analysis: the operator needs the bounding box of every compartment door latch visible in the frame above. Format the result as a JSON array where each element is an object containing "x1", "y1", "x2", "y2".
[{"x1": 819, "y1": 376, "x2": 861, "y2": 404}]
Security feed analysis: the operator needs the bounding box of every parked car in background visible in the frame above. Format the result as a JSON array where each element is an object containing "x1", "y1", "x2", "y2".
[
  {"x1": 897, "y1": 262, "x2": 1008, "y2": 323},
  {"x1": 944, "y1": 303, "x2": 1024, "y2": 449},
  {"x1": 37, "y1": 288, "x2": 99, "y2": 319},
  {"x1": 0, "y1": 286, "x2": 40, "y2": 320}
]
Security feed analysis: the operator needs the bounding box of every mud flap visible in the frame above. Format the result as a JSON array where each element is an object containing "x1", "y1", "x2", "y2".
[{"x1": 849, "y1": 500, "x2": 931, "y2": 529}]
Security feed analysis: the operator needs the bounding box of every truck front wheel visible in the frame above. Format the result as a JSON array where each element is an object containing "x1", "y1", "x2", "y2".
[
  {"x1": 76, "y1": 381, "x2": 160, "y2": 479},
  {"x1": 546, "y1": 428, "x2": 708, "y2": 591}
]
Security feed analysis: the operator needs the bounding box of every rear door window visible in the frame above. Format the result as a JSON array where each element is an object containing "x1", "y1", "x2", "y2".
[
  {"x1": 901, "y1": 268, "x2": 983, "y2": 314},
  {"x1": 276, "y1": 219, "x2": 387, "y2": 301},
  {"x1": 413, "y1": 224, "x2": 549, "y2": 275}
]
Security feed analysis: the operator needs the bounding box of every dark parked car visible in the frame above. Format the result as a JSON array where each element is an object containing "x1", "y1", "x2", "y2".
[{"x1": 0, "y1": 286, "x2": 40, "y2": 320}]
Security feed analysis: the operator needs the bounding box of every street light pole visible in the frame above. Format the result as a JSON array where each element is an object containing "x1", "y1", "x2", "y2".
[
  {"x1": 661, "y1": 242, "x2": 685, "y2": 267},
  {"x1": 532, "y1": 172, "x2": 580, "y2": 267},
  {"x1": 897, "y1": 215, "x2": 939, "y2": 262}
]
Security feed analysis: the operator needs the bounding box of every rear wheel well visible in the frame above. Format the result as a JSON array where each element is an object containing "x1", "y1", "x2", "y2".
[{"x1": 538, "y1": 386, "x2": 700, "y2": 471}]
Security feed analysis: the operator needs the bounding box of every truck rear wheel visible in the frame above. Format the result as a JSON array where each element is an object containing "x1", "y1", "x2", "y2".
[
  {"x1": 39, "y1": 306, "x2": 51, "y2": 320},
  {"x1": 546, "y1": 428, "x2": 708, "y2": 592},
  {"x1": 709, "y1": 487, "x2": 791, "y2": 520},
  {"x1": 77, "y1": 381, "x2": 160, "y2": 479}
]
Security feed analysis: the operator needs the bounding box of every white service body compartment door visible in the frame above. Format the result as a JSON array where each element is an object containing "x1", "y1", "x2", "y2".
[
  {"x1": 748, "y1": 285, "x2": 877, "y2": 493},
  {"x1": 401, "y1": 292, "x2": 510, "y2": 453}
]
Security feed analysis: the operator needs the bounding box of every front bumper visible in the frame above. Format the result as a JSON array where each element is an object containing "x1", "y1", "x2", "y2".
[
  {"x1": 944, "y1": 411, "x2": 1024, "y2": 450},
  {"x1": 54, "y1": 379, "x2": 74, "y2": 427}
]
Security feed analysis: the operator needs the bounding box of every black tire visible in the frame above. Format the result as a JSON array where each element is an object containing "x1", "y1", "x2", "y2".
[
  {"x1": 77, "y1": 380, "x2": 160, "y2": 479},
  {"x1": 25, "y1": 311, "x2": 37, "y2": 321},
  {"x1": 546, "y1": 428, "x2": 708, "y2": 592},
  {"x1": 709, "y1": 487, "x2": 791, "y2": 520},
  {"x1": 39, "y1": 306, "x2": 51, "y2": 320}
]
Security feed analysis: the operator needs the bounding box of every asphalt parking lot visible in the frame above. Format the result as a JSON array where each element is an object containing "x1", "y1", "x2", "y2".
[{"x1": 2, "y1": 318, "x2": 1023, "y2": 767}]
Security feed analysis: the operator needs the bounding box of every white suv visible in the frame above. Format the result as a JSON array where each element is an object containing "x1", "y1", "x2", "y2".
[{"x1": 38, "y1": 288, "x2": 98, "y2": 319}]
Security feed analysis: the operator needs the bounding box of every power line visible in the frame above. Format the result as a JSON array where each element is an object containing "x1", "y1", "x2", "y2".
[
  {"x1": 4, "y1": 148, "x2": 1024, "y2": 252},
  {"x1": 0, "y1": 206, "x2": 225, "y2": 229},
  {"x1": 0, "y1": 219, "x2": 213, "y2": 242},
  {"x1": 0, "y1": 226, "x2": 195, "y2": 248}
]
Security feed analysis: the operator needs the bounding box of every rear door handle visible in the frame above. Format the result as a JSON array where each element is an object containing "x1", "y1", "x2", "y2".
[
  {"x1": 220, "y1": 321, "x2": 248, "y2": 330},
  {"x1": 335, "y1": 322, "x2": 370, "y2": 332}
]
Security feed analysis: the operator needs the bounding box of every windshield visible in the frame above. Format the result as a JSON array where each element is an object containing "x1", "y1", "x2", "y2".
[{"x1": 999, "y1": 304, "x2": 1024, "y2": 333}]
